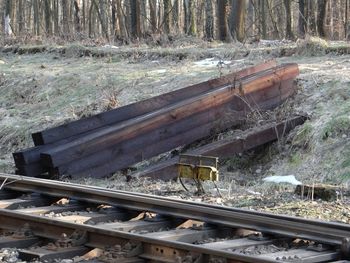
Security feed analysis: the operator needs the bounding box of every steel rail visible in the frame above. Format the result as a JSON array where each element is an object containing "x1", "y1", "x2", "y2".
[
  {"x1": 0, "y1": 174, "x2": 349, "y2": 246},
  {"x1": 0, "y1": 208, "x2": 293, "y2": 263}
]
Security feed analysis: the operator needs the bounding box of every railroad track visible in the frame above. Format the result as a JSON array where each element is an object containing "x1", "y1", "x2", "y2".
[{"x1": 0, "y1": 174, "x2": 349, "y2": 263}]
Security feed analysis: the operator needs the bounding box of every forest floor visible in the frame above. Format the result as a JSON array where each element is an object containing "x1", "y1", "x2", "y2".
[{"x1": 1, "y1": 38, "x2": 350, "y2": 223}]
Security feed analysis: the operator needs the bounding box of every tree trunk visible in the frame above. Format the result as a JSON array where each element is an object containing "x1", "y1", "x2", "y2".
[
  {"x1": 298, "y1": 0, "x2": 306, "y2": 37},
  {"x1": 346, "y1": 0, "x2": 349, "y2": 40},
  {"x1": 53, "y1": 0, "x2": 59, "y2": 35},
  {"x1": 91, "y1": 0, "x2": 109, "y2": 39},
  {"x1": 217, "y1": 0, "x2": 227, "y2": 41},
  {"x1": 266, "y1": 0, "x2": 280, "y2": 38},
  {"x1": 164, "y1": 0, "x2": 171, "y2": 34},
  {"x1": 4, "y1": 0, "x2": 12, "y2": 36},
  {"x1": 307, "y1": 0, "x2": 317, "y2": 34},
  {"x1": 130, "y1": 0, "x2": 141, "y2": 38},
  {"x1": 229, "y1": 0, "x2": 247, "y2": 42},
  {"x1": 62, "y1": 0, "x2": 69, "y2": 37},
  {"x1": 183, "y1": 0, "x2": 190, "y2": 33},
  {"x1": 116, "y1": 0, "x2": 128, "y2": 39},
  {"x1": 317, "y1": 0, "x2": 328, "y2": 37},
  {"x1": 173, "y1": 0, "x2": 180, "y2": 33},
  {"x1": 17, "y1": 0, "x2": 24, "y2": 34},
  {"x1": 140, "y1": 0, "x2": 146, "y2": 34},
  {"x1": 111, "y1": 0, "x2": 116, "y2": 36},
  {"x1": 99, "y1": 0, "x2": 107, "y2": 38},
  {"x1": 188, "y1": 0, "x2": 196, "y2": 36},
  {"x1": 205, "y1": 0, "x2": 214, "y2": 40},
  {"x1": 247, "y1": 0, "x2": 254, "y2": 37},
  {"x1": 259, "y1": 0, "x2": 266, "y2": 38},
  {"x1": 44, "y1": 0, "x2": 52, "y2": 35},
  {"x1": 284, "y1": 0, "x2": 294, "y2": 39},
  {"x1": 33, "y1": 0, "x2": 40, "y2": 35},
  {"x1": 74, "y1": 0, "x2": 81, "y2": 33},
  {"x1": 149, "y1": 0, "x2": 157, "y2": 33},
  {"x1": 196, "y1": 0, "x2": 205, "y2": 36}
]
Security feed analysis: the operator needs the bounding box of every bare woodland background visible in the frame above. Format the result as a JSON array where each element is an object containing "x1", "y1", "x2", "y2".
[{"x1": 1, "y1": 0, "x2": 350, "y2": 44}]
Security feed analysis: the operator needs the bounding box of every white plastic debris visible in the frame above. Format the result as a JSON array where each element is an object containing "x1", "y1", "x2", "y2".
[{"x1": 262, "y1": 175, "x2": 302, "y2": 185}]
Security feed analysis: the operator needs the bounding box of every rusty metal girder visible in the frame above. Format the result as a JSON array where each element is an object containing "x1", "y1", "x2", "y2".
[
  {"x1": 12, "y1": 61, "x2": 299, "y2": 179},
  {"x1": 131, "y1": 115, "x2": 307, "y2": 181}
]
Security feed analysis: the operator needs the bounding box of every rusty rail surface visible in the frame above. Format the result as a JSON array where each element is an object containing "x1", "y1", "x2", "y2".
[
  {"x1": 0, "y1": 174, "x2": 348, "y2": 262},
  {"x1": 131, "y1": 115, "x2": 307, "y2": 181},
  {"x1": 13, "y1": 60, "x2": 299, "y2": 179}
]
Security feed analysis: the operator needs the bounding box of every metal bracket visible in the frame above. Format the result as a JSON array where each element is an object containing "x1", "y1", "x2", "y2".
[
  {"x1": 99, "y1": 242, "x2": 143, "y2": 262},
  {"x1": 12, "y1": 223, "x2": 34, "y2": 239},
  {"x1": 342, "y1": 238, "x2": 350, "y2": 259},
  {"x1": 45, "y1": 230, "x2": 87, "y2": 250}
]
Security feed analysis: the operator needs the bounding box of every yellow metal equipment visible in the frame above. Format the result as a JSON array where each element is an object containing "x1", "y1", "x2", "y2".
[{"x1": 177, "y1": 154, "x2": 219, "y2": 194}]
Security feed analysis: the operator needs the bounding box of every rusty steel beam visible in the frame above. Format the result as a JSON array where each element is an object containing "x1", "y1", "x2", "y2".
[
  {"x1": 40, "y1": 64, "x2": 299, "y2": 169},
  {"x1": 130, "y1": 115, "x2": 307, "y2": 181},
  {"x1": 56, "y1": 102, "x2": 245, "y2": 178},
  {"x1": 13, "y1": 60, "x2": 278, "y2": 177},
  {"x1": 32, "y1": 60, "x2": 277, "y2": 146},
  {"x1": 58, "y1": 78, "x2": 297, "y2": 179}
]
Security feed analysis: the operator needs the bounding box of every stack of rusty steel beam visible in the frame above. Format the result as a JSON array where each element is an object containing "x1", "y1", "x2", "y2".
[
  {"x1": 130, "y1": 115, "x2": 307, "y2": 181},
  {"x1": 13, "y1": 60, "x2": 299, "y2": 179}
]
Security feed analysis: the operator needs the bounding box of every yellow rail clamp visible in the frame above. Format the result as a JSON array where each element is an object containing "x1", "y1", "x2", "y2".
[{"x1": 177, "y1": 154, "x2": 219, "y2": 182}]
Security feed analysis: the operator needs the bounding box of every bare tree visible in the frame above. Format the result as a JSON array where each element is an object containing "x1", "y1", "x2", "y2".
[
  {"x1": 149, "y1": 0, "x2": 157, "y2": 33},
  {"x1": 74, "y1": 0, "x2": 81, "y2": 33},
  {"x1": 164, "y1": 0, "x2": 171, "y2": 34},
  {"x1": 307, "y1": 0, "x2": 317, "y2": 34},
  {"x1": 62, "y1": 0, "x2": 69, "y2": 37},
  {"x1": 298, "y1": 0, "x2": 306, "y2": 38},
  {"x1": 44, "y1": 0, "x2": 52, "y2": 35},
  {"x1": 346, "y1": 0, "x2": 349, "y2": 40},
  {"x1": 217, "y1": 0, "x2": 227, "y2": 41},
  {"x1": 229, "y1": 0, "x2": 247, "y2": 42},
  {"x1": 130, "y1": 0, "x2": 141, "y2": 38},
  {"x1": 4, "y1": 0, "x2": 13, "y2": 36},
  {"x1": 205, "y1": 0, "x2": 214, "y2": 40},
  {"x1": 17, "y1": 0, "x2": 24, "y2": 34},
  {"x1": 317, "y1": 0, "x2": 328, "y2": 37},
  {"x1": 259, "y1": 0, "x2": 267, "y2": 38},
  {"x1": 189, "y1": 0, "x2": 196, "y2": 35},
  {"x1": 284, "y1": 0, "x2": 294, "y2": 39}
]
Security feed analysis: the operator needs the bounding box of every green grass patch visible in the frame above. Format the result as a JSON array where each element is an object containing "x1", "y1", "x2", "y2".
[
  {"x1": 289, "y1": 152, "x2": 302, "y2": 167},
  {"x1": 292, "y1": 122, "x2": 313, "y2": 149},
  {"x1": 322, "y1": 116, "x2": 350, "y2": 140}
]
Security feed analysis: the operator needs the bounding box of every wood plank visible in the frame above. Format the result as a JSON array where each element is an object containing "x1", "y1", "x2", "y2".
[
  {"x1": 41, "y1": 64, "x2": 298, "y2": 168},
  {"x1": 32, "y1": 60, "x2": 277, "y2": 145}
]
